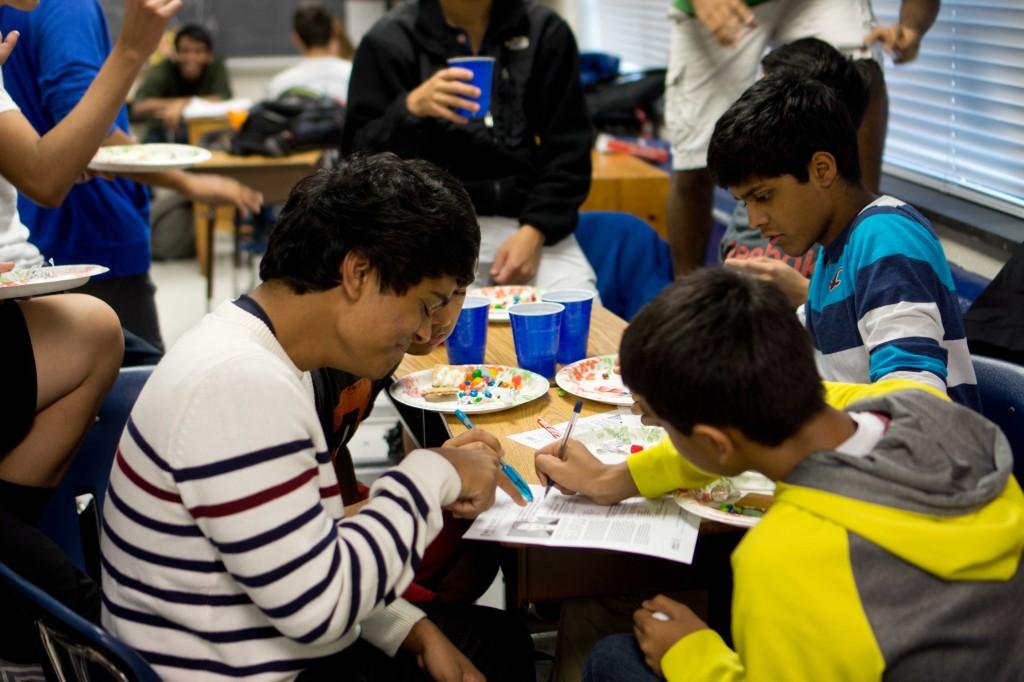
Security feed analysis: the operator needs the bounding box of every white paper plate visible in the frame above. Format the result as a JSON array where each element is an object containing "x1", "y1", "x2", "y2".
[
  {"x1": 673, "y1": 473, "x2": 775, "y2": 528},
  {"x1": 390, "y1": 365, "x2": 549, "y2": 414},
  {"x1": 555, "y1": 354, "x2": 633, "y2": 406},
  {"x1": 88, "y1": 143, "x2": 212, "y2": 173},
  {"x1": 468, "y1": 285, "x2": 541, "y2": 322},
  {"x1": 0, "y1": 264, "x2": 108, "y2": 300}
]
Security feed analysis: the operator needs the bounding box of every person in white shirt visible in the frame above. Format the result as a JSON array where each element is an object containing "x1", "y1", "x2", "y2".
[
  {"x1": 266, "y1": 6, "x2": 353, "y2": 103},
  {"x1": 102, "y1": 152, "x2": 535, "y2": 682}
]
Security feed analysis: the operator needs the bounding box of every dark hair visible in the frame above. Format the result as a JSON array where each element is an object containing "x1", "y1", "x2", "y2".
[
  {"x1": 260, "y1": 153, "x2": 480, "y2": 295},
  {"x1": 175, "y1": 24, "x2": 214, "y2": 51},
  {"x1": 707, "y1": 76, "x2": 861, "y2": 188},
  {"x1": 620, "y1": 269, "x2": 825, "y2": 446},
  {"x1": 293, "y1": 5, "x2": 334, "y2": 49},
  {"x1": 761, "y1": 38, "x2": 871, "y2": 127}
]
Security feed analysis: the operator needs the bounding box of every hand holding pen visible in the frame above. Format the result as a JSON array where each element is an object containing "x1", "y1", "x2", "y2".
[
  {"x1": 453, "y1": 409, "x2": 534, "y2": 504},
  {"x1": 545, "y1": 400, "x2": 583, "y2": 498}
]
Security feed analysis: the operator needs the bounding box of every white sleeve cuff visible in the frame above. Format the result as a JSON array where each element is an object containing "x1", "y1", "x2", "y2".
[{"x1": 359, "y1": 598, "x2": 426, "y2": 656}]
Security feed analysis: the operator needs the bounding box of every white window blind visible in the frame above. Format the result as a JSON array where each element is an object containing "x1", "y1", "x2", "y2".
[
  {"x1": 577, "y1": 0, "x2": 671, "y2": 70},
  {"x1": 873, "y1": 1, "x2": 1024, "y2": 219}
]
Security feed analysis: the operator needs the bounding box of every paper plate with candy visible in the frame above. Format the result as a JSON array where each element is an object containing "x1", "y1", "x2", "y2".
[
  {"x1": 390, "y1": 364, "x2": 549, "y2": 414},
  {"x1": 673, "y1": 472, "x2": 776, "y2": 528},
  {"x1": 468, "y1": 285, "x2": 540, "y2": 322},
  {"x1": 555, "y1": 354, "x2": 632, "y2": 406}
]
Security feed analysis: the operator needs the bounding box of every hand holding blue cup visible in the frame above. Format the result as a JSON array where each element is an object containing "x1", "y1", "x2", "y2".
[
  {"x1": 447, "y1": 56, "x2": 495, "y2": 119},
  {"x1": 541, "y1": 289, "x2": 595, "y2": 365},
  {"x1": 508, "y1": 302, "x2": 564, "y2": 378},
  {"x1": 446, "y1": 295, "x2": 490, "y2": 365}
]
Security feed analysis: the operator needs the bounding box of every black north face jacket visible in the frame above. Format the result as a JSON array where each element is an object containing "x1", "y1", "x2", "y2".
[{"x1": 342, "y1": 0, "x2": 594, "y2": 245}]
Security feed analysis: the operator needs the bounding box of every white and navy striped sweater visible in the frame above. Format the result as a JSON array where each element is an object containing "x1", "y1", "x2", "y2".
[{"x1": 101, "y1": 302, "x2": 461, "y2": 681}]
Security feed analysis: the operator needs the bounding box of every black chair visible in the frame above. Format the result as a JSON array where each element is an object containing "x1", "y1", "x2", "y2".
[
  {"x1": 973, "y1": 355, "x2": 1024, "y2": 481},
  {"x1": 0, "y1": 560, "x2": 159, "y2": 682}
]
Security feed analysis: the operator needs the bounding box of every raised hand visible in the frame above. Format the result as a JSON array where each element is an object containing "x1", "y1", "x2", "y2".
[{"x1": 115, "y1": 0, "x2": 183, "y2": 63}]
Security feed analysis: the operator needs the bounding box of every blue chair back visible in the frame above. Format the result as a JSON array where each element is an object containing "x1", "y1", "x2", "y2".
[
  {"x1": 38, "y1": 367, "x2": 154, "y2": 573},
  {"x1": 973, "y1": 355, "x2": 1024, "y2": 482},
  {"x1": 575, "y1": 211, "x2": 674, "y2": 320},
  {"x1": 0, "y1": 560, "x2": 159, "y2": 682},
  {"x1": 949, "y1": 261, "x2": 991, "y2": 312}
]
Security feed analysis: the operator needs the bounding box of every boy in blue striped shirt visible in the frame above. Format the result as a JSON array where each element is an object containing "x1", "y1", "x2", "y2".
[{"x1": 707, "y1": 76, "x2": 978, "y2": 408}]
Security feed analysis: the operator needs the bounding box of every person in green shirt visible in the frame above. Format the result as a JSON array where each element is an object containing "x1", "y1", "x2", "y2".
[{"x1": 131, "y1": 23, "x2": 231, "y2": 142}]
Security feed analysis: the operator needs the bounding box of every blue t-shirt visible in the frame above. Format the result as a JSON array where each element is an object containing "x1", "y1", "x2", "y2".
[
  {"x1": 806, "y1": 196, "x2": 980, "y2": 409},
  {"x1": 0, "y1": 1, "x2": 150, "y2": 278}
]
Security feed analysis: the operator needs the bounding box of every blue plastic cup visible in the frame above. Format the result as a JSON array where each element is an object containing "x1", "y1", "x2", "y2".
[
  {"x1": 447, "y1": 56, "x2": 495, "y2": 119},
  {"x1": 508, "y1": 302, "x2": 565, "y2": 378},
  {"x1": 541, "y1": 289, "x2": 595, "y2": 365},
  {"x1": 446, "y1": 295, "x2": 490, "y2": 365}
]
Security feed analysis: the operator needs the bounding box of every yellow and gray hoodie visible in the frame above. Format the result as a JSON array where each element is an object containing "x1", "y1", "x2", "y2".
[{"x1": 661, "y1": 389, "x2": 1024, "y2": 681}]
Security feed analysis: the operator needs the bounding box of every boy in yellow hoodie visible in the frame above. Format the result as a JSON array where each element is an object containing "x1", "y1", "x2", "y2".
[{"x1": 579, "y1": 268, "x2": 1024, "y2": 682}]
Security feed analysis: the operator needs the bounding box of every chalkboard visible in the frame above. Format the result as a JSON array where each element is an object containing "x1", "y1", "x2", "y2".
[{"x1": 100, "y1": 0, "x2": 347, "y2": 57}]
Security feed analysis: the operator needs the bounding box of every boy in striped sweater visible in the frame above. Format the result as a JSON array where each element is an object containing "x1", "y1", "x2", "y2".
[
  {"x1": 707, "y1": 76, "x2": 979, "y2": 409},
  {"x1": 101, "y1": 153, "x2": 534, "y2": 681}
]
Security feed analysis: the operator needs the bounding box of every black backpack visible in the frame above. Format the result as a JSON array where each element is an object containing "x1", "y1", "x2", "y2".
[
  {"x1": 584, "y1": 68, "x2": 666, "y2": 136},
  {"x1": 230, "y1": 94, "x2": 345, "y2": 157}
]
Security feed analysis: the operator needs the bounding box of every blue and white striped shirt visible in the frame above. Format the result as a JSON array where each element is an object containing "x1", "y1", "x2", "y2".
[{"x1": 806, "y1": 196, "x2": 979, "y2": 409}]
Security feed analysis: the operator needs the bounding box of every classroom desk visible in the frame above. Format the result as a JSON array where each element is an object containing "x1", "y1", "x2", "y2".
[
  {"x1": 397, "y1": 306, "x2": 741, "y2": 613},
  {"x1": 189, "y1": 149, "x2": 322, "y2": 304},
  {"x1": 583, "y1": 151, "x2": 671, "y2": 237}
]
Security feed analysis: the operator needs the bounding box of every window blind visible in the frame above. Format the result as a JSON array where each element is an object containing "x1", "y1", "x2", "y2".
[
  {"x1": 873, "y1": 0, "x2": 1024, "y2": 218},
  {"x1": 577, "y1": 0, "x2": 671, "y2": 69}
]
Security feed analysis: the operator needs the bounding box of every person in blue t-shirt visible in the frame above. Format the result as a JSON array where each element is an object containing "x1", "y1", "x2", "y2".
[
  {"x1": 0, "y1": 0, "x2": 263, "y2": 349},
  {"x1": 707, "y1": 75, "x2": 979, "y2": 409}
]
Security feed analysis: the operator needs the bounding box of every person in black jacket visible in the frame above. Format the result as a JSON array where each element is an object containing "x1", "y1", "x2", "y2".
[{"x1": 343, "y1": 0, "x2": 598, "y2": 291}]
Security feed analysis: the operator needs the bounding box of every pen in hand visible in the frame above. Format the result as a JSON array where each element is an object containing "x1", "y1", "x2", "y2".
[
  {"x1": 545, "y1": 400, "x2": 583, "y2": 498},
  {"x1": 453, "y1": 409, "x2": 534, "y2": 503}
]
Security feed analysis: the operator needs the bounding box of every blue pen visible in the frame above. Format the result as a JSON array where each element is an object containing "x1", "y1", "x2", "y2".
[
  {"x1": 453, "y1": 409, "x2": 534, "y2": 503},
  {"x1": 545, "y1": 400, "x2": 584, "y2": 498}
]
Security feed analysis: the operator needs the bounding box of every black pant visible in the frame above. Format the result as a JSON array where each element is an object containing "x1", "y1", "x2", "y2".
[
  {"x1": 0, "y1": 493, "x2": 101, "y2": 665},
  {"x1": 79, "y1": 273, "x2": 164, "y2": 351},
  {"x1": 297, "y1": 603, "x2": 536, "y2": 682}
]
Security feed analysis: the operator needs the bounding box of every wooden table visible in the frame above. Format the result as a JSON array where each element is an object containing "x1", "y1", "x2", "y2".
[
  {"x1": 190, "y1": 149, "x2": 322, "y2": 305},
  {"x1": 397, "y1": 306, "x2": 741, "y2": 614},
  {"x1": 398, "y1": 305, "x2": 627, "y2": 481},
  {"x1": 583, "y1": 151, "x2": 671, "y2": 237}
]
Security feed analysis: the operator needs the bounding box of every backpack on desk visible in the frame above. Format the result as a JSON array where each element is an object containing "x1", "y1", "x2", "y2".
[{"x1": 230, "y1": 94, "x2": 344, "y2": 157}]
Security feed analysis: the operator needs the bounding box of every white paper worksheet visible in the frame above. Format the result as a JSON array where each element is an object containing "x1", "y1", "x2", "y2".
[{"x1": 464, "y1": 485, "x2": 701, "y2": 564}]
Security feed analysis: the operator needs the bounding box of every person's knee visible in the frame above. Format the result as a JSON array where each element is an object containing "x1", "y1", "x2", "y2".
[
  {"x1": 583, "y1": 634, "x2": 646, "y2": 682},
  {"x1": 67, "y1": 294, "x2": 125, "y2": 377}
]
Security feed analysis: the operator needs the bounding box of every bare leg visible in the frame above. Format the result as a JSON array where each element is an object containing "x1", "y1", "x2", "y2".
[
  {"x1": 858, "y1": 60, "x2": 888, "y2": 194},
  {"x1": 0, "y1": 294, "x2": 123, "y2": 488},
  {"x1": 667, "y1": 168, "x2": 715, "y2": 276}
]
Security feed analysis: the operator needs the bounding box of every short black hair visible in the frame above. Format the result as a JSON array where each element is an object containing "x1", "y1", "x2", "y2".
[
  {"x1": 761, "y1": 38, "x2": 871, "y2": 128},
  {"x1": 175, "y1": 24, "x2": 214, "y2": 51},
  {"x1": 293, "y1": 5, "x2": 334, "y2": 49},
  {"x1": 707, "y1": 76, "x2": 861, "y2": 188},
  {"x1": 620, "y1": 269, "x2": 825, "y2": 446},
  {"x1": 260, "y1": 153, "x2": 480, "y2": 295}
]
